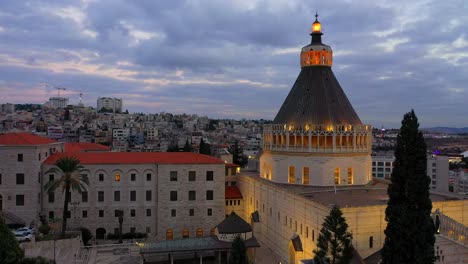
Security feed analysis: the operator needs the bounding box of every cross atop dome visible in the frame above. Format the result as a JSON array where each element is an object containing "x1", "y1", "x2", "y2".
[{"x1": 312, "y1": 12, "x2": 321, "y2": 33}]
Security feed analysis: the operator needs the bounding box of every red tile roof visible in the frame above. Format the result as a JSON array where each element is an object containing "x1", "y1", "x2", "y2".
[
  {"x1": 44, "y1": 152, "x2": 224, "y2": 165},
  {"x1": 225, "y1": 186, "x2": 243, "y2": 199},
  {"x1": 65, "y1": 142, "x2": 110, "y2": 153},
  {"x1": 0, "y1": 132, "x2": 57, "y2": 145},
  {"x1": 225, "y1": 163, "x2": 240, "y2": 168}
]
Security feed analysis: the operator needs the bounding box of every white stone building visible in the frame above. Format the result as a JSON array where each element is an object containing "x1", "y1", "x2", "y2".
[
  {"x1": 48, "y1": 97, "x2": 69, "y2": 109},
  {"x1": 97, "y1": 97, "x2": 123, "y2": 113}
]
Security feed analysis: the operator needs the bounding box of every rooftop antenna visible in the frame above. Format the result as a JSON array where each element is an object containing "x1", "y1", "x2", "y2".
[{"x1": 79, "y1": 92, "x2": 83, "y2": 104}]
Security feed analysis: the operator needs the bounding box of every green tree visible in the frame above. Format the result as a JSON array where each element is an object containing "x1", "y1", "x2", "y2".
[
  {"x1": 64, "y1": 109, "x2": 70, "y2": 121},
  {"x1": 166, "y1": 142, "x2": 179, "y2": 152},
  {"x1": 230, "y1": 141, "x2": 248, "y2": 167},
  {"x1": 199, "y1": 138, "x2": 211, "y2": 155},
  {"x1": 0, "y1": 217, "x2": 24, "y2": 264},
  {"x1": 382, "y1": 110, "x2": 435, "y2": 264},
  {"x1": 44, "y1": 156, "x2": 89, "y2": 238},
  {"x1": 313, "y1": 205, "x2": 353, "y2": 264},
  {"x1": 229, "y1": 236, "x2": 247, "y2": 264},
  {"x1": 183, "y1": 139, "x2": 193, "y2": 152}
]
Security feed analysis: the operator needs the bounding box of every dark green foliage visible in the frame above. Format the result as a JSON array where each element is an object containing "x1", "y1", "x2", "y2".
[
  {"x1": 230, "y1": 141, "x2": 248, "y2": 167},
  {"x1": 166, "y1": 142, "x2": 179, "y2": 152},
  {"x1": 199, "y1": 139, "x2": 211, "y2": 155},
  {"x1": 313, "y1": 205, "x2": 353, "y2": 264},
  {"x1": 79, "y1": 227, "x2": 93, "y2": 246},
  {"x1": 183, "y1": 139, "x2": 193, "y2": 152},
  {"x1": 382, "y1": 110, "x2": 435, "y2": 264},
  {"x1": 64, "y1": 109, "x2": 70, "y2": 120},
  {"x1": 38, "y1": 224, "x2": 51, "y2": 235},
  {"x1": 0, "y1": 217, "x2": 24, "y2": 264},
  {"x1": 44, "y1": 156, "x2": 89, "y2": 238},
  {"x1": 229, "y1": 236, "x2": 247, "y2": 264}
]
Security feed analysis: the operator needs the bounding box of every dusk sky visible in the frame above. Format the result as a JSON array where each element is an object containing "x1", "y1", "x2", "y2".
[{"x1": 1, "y1": 0, "x2": 467, "y2": 128}]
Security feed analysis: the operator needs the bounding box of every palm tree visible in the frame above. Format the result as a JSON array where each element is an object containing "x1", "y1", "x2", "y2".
[{"x1": 44, "y1": 156, "x2": 89, "y2": 238}]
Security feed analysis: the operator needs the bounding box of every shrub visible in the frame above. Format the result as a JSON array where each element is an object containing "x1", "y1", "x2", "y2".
[{"x1": 38, "y1": 224, "x2": 50, "y2": 235}]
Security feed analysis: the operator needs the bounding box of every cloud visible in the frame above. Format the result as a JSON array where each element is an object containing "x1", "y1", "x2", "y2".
[{"x1": 0, "y1": 0, "x2": 467, "y2": 127}]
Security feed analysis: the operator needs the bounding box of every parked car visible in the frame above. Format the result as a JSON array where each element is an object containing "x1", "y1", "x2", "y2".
[
  {"x1": 16, "y1": 227, "x2": 35, "y2": 234},
  {"x1": 15, "y1": 231, "x2": 33, "y2": 242}
]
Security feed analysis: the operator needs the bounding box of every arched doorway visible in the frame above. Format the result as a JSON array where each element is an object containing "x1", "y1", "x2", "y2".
[{"x1": 96, "y1": 228, "x2": 106, "y2": 240}]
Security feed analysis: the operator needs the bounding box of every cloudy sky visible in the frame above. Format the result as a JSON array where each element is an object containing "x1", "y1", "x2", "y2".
[{"x1": 1, "y1": 0, "x2": 467, "y2": 127}]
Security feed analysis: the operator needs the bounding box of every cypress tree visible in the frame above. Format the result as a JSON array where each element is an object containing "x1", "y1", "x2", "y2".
[
  {"x1": 313, "y1": 205, "x2": 353, "y2": 264},
  {"x1": 229, "y1": 236, "x2": 247, "y2": 264},
  {"x1": 183, "y1": 139, "x2": 192, "y2": 152},
  {"x1": 382, "y1": 110, "x2": 435, "y2": 264}
]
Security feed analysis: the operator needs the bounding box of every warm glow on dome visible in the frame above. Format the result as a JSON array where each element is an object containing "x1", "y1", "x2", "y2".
[{"x1": 312, "y1": 21, "x2": 321, "y2": 32}]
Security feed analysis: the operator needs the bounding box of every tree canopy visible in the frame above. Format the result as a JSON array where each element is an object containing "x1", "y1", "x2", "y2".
[
  {"x1": 313, "y1": 205, "x2": 353, "y2": 264},
  {"x1": 382, "y1": 110, "x2": 435, "y2": 264},
  {"x1": 229, "y1": 236, "x2": 247, "y2": 264}
]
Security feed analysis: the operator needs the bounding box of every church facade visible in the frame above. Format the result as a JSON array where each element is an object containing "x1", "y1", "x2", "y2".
[{"x1": 236, "y1": 16, "x2": 468, "y2": 263}]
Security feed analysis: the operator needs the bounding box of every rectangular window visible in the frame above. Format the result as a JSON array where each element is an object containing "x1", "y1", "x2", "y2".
[
  {"x1": 303, "y1": 167, "x2": 310, "y2": 184},
  {"x1": 146, "y1": 190, "x2": 152, "y2": 201},
  {"x1": 170, "y1": 171, "x2": 177, "y2": 181},
  {"x1": 334, "y1": 168, "x2": 340, "y2": 185},
  {"x1": 170, "y1": 191, "x2": 178, "y2": 201},
  {"x1": 312, "y1": 229, "x2": 315, "y2": 241},
  {"x1": 99, "y1": 174, "x2": 104, "y2": 182},
  {"x1": 189, "y1": 209, "x2": 194, "y2": 216},
  {"x1": 114, "y1": 173, "x2": 120, "y2": 182},
  {"x1": 115, "y1": 210, "x2": 120, "y2": 217},
  {"x1": 114, "y1": 191, "x2": 120, "y2": 201},
  {"x1": 171, "y1": 209, "x2": 176, "y2": 217},
  {"x1": 99, "y1": 210, "x2": 104, "y2": 217},
  {"x1": 377, "y1": 162, "x2": 384, "y2": 166},
  {"x1": 207, "y1": 208, "x2": 212, "y2": 216},
  {"x1": 206, "y1": 190, "x2": 213, "y2": 200},
  {"x1": 82, "y1": 210, "x2": 87, "y2": 218},
  {"x1": 130, "y1": 191, "x2": 136, "y2": 201},
  {"x1": 189, "y1": 191, "x2": 196, "y2": 201},
  {"x1": 347, "y1": 168, "x2": 354, "y2": 184},
  {"x1": 206, "y1": 171, "x2": 214, "y2": 181},
  {"x1": 17, "y1": 154, "x2": 23, "y2": 162},
  {"x1": 98, "y1": 191, "x2": 104, "y2": 202},
  {"x1": 48, "y1": 192, "x2": 55, "y2": 203},
  {"x1": 131, "y1": 173, "x2": 136, "y2": 181},
  {"x1": 131, "y1": 209, "x2": 136, "y2": 217},
  {"x1": 189, "y1": 171, "x2": 196, "y2": 181},
  {"x1": 306, "y1": 226, "x2": 309, "y2": 238},
  {"x1": 49, "y1": 174, "x2": 54, "y2": 181},
  {"x1": 369, "y1": 236, "x2": 373, "y2": 248},
  {"x1": 146, "y1": 209, "x2": 151, "y2": 216},
  {"x1": 385, "y1": 162, "x2": 391, "y2": 166},
  {"x1": 146, "y1": 173, "x2": 152, "y2": 181},
  {"x1": 288, "y1": 166, "x2": 295, "y2": 183},
  {"x1": 82, "y1": 192, "x2": 88, "y2": 203},
  {"x1": 49, "y1": 211, "x2": 54, "y2": 220},
  {"x1": 16, "y1": 173, "x2": 25, "y2": 185},
  {"x1": 16, "y1": 195, "x2": 24, "y2": 206}
]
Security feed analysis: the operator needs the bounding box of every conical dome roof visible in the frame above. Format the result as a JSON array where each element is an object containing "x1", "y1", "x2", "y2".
[{"x1": 273, "y1": 66, "x2": 362, "y2": 126}]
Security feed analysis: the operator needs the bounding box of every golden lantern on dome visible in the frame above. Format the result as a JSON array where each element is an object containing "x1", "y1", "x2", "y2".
[{"x1": 312, "y1": 13, "x2": 321, "y2": 32}]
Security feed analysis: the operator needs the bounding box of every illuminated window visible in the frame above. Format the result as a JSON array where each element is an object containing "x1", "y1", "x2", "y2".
[
  {"x1": 114, "y1": 173, "x2": 120, "y2": 182},
  {"x1": 303, "y1": 167, "x2": 310, "y2": 184},
  {"x1": 347, "y1": 168, "x2": 354, "y2": 184},
  {"x1": 166, "y1": 229, "x2": 173, "y2": 240},
  {"x1": 334, "y1": 168, "x2": 340, "y2": 185},
  {"x1": 196, "y1": 228, "x2": 203, "y2": 237},
  {"x1": 182, "y1": 228, "x2": 189, "y2": 238},
  {"x1": 288, "y1": 166, "x2": 295, "y2": 183},
  {"x1": 210, "y1": 228, "x2": 216, "y2": 236}
]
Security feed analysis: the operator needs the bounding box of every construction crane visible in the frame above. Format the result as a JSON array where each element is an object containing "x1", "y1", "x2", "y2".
[{"x1": 56, "y1": 87, "x2": 66, "y2": 97}]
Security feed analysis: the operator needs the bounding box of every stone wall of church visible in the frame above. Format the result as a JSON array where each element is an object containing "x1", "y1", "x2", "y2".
[
  {"x1": 260, "y1": 151, "x2": 372, "y2": 186},
  {"x1": 237, "y1": 174, "x2": 468, "y2": 263}
]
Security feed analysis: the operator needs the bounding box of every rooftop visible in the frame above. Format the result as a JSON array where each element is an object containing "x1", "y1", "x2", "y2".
[
  {"x1": 239, "y1": 171, "x2": 460, "y2": 207},
  {"x1": 225, "y1": 186, "x2": 243, "y2": 199},
  {"x1": 44, "y1": 152, "x2": 224, "y2": 165},
  {"x1": 0, "y1": 132, "x2": 58, "y2": 146},
  {"x1": 216, "y1": 212, "x2": 252, "y2": 234},
  {"x1": 64, "y1": 142, "x2": 110, "y2": 152}
]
